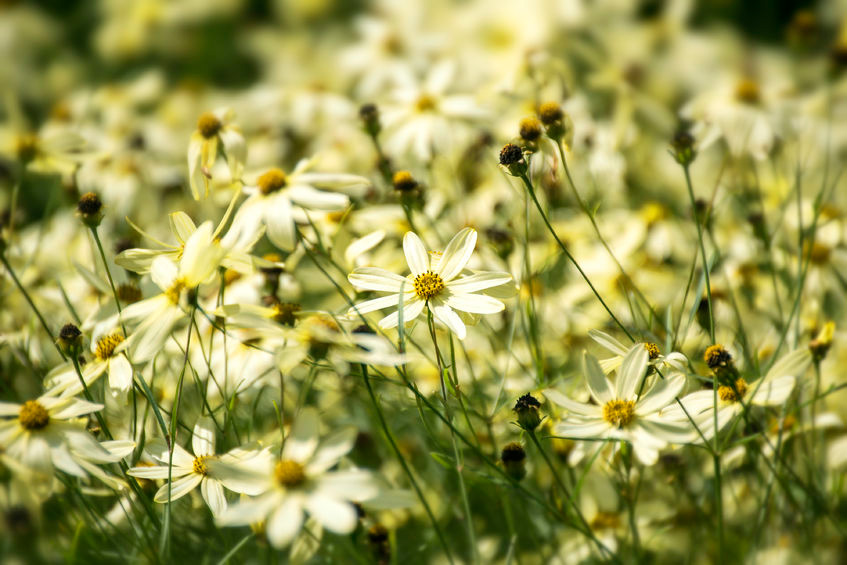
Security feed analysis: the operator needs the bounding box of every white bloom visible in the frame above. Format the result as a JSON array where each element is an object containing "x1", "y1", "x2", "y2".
[
  {"x1": 588, "y1": 329, "x2": 688, "y2": 374},
  {"x1": 217, "y1": 408, "x2": 378, "y2": 548},
  {"x1": 231, "y1": 161, "x2": 367, "y2": 251},
  {"x1": 45, "y1": 330, "x2": 132, "y2": 397},
  {"x1": 127, "y1": 418, "x2": 264, "y2": 517},
  {"x1": 187, "y1": 108, "x2": 246, "y2": 199},
  {"x1": 347, "y1": 228, "x2": 513, "y2": 339},
  {"x1": 549, "y1": 345, "x2": 692, "y2": 465}
]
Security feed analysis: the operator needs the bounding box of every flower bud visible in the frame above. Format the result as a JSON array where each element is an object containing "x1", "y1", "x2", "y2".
[
  {"x1": 57, "y1": 323, "x2": 84, "y2": 357},
  {"x1": 809, "y1": 322, "x2": 834, "y2": 363},
  {"x1": 359, "y1": 103, "x2": 381, "y2": 137},
  {"x1": 500, "y1": 442, "x2": 527, "y2": 481},
  {"x1": 537, "y1": 102, "x2": 570, "y2": 142},
  {"x1": 670, "y1": 130, "x2": 697, "y2": 166},
  {"x1": 513, "y1": 393, "x2": 542, "y2": 431},
  {"x1": 77, "y1": 192, "x2": 104, "y2": 228},
  {"x1": 499, "y1": 143, "x2": 528, "y2": 177}
]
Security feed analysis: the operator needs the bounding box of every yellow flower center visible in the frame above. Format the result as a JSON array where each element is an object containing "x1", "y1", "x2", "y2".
[
  {"x1": 257, "y1": 168, "x2": 287, "y2": 195},
  {"x1": 718, "y1": 378, "x2": 749, "y2": 403},
  {"x1": 95, "y1": 334, "x2": 124, "y2": 361},
  {"x1": 197, "y1": 112, "x2": 222, "y2": 139},
  {"x1": 273, "y1": 302, "x2": 301, "y2": 327},
  {"x1": 193, "y1": 456, "x2": 210, "y2": 476},
  {"x1": 644, "y1": 342, "x2": 660, "y2": 360},
  {"x1": 413, "y1": 270, "x2": 445, "y2": 301},
  {"x1": 165, "y1": 278, "x2": 187, "y2": 304},
  {"x1": 19, "y1": 401, "x2": 50, "y2": 431},
  {"x1": 806, "y1": 242, "x2": 831, "y2": 265},
  {"x1": 602, "y1": 399, "x2": 636, "y2": 428},
  {"x1": 735, "y1": 78, "x2": 760, "y2": 104},
  {"x1": 274, "y1": 459, "x2": 306, "y2": 488},
  {"x1": 415, "y1": 94, "x2": 437, "y2": 113}
]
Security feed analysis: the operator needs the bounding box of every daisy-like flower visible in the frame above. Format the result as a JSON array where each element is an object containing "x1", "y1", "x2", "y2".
[
  {"x1": 216, "y1": 407, "x2": 378, "y2": 548},
  {"x1": 661, "y1": 348, "x2": 812, "y2": 441},
  {"x1": 45, "y1": 329, "x2": 132, "y2": 397},
  {"x1": 231, "y1": 160, "x2": 368, "y2": 252},
  {"x1": 548, "y1": 345, "x2": 692, "y2": 465},
  {"x1": 187, "y1": 108, "x2": 246, "y2": 199},
  {"x1": 0, "y1": 395, "x2": 128, "y2": 479},
  {"x1": 126, "y1": 418, "x2": 264, "y2": 517},
  {"x1": 588, "y1": 329, "x2": 688, "y2": 374},
  {"x1": 347, "y1": 228, "x2": 513, "y2": 340},
  {"x1": 120, "y1": 221, "x2": 227, "y2": 361}
]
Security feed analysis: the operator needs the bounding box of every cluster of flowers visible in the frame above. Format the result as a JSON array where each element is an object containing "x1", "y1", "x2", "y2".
[{"x1": 2, "y1": 1, "x2": 847, "y2": 563}]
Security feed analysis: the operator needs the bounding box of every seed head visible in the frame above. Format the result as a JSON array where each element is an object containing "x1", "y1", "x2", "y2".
[
  {"x1": 513, "y1": 393, "x2": 542, "y2": 431},
  {"x1": 538, "y1": 102, "x2": 564, "y2": 125}
]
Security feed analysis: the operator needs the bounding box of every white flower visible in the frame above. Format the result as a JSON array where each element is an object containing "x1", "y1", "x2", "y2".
[
  {"x1": 347, "y1": 228, "x2": 513, "y2": 339},
  {"x1": 548, "y1": 345, "x2": 692, "y2": 465},
  {"x1": 661, "y1": 348, "x2": 811, "y2": 441},
  {"x1": 588, "y1": 329, "x2": 688, "y2": 374},
  {"x1": 0, "y1": 395, "x2": 126, "y2": 480},
  {"x1": 187, "y1": 108, "x2": 246, "y2": 199},
  {"x1": 120, "y1": 221, "x2": 227, "y2": 361},
  {"x1": 45, "y1": 330, "x2": 133, "y2": 397},
  {"x1": 216, "y1": 407, "x2": 378, "y2": 548},
  {"x1": 127, "y1": 418, "x2": 264, "y2": 517},
  {"x1": 231, "y1": 160, "x2": 367, "y2": 251}
]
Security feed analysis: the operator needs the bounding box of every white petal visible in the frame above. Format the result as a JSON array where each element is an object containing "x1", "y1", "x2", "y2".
[
  {"x1": 444, "y1": 292, "x2": 503, "y2": 314},
  {"x1": 169, "y1": 212, "x2": 197, "y2": 244},
  {"x1": 765, "y1": 349, "x2": 811, "y2": 380},
  {"x1": 154, "y1": 473, "x2": 203, "y2": 503},
  {"x1": 403, "y1": 232, "x2": 429, "y2": 276},
  {"x1": 617, "y1": 345, "x2": 649, "y2": 400},
  {"x1": 437, "y1": 228, "x2": 477, "y2": 281},
  {"x1": 582, "y1": 352, "x2": 613, "y2": 404},
  {"x1": 193, "y1": 417, "x2": 216, "y2": 456},
  {"x1": 751, "y1": 376, "x2": 795, "y2": 406},
  {"x1": 315, "y1": 470, "x2": 379, "y2": 501},
  {"x1": 217, "y1": 492, "x2": 278, "y2": 526},
  {"x1": 553, "y1": 419, "x2": 612, "y2": 439},
  {"x1": 431, "y1": 303, "x2": 466, "y2": 339},
  {"x1": 127, "y1": 465, "x2": 174, "y2": 479},
  {"x1": 636, "y1": 373, "x2": 686, "y2": 415},
  {"x1": 445, "y1": 272, "x2": 513, "y2": 294},
  {"x1": 283, "y1": 407, "x2": 320, "y2": 463},
  {"x1": 304, "y1": 493, "x2": 358, "y2": 534},
  {"x1": 544, "y1": 390, "x2": 602, "y2": 417},
  {"x1": 287, "y1": 185, "x2": 349, "y2": 211},
  {"x1": 306, "y1": 428, "x2": 357, "y2": 474},
  {"x1": 107, "y1": 355, "x2": 133, "y2": 394},
  {"x1": 267, "y1": 495, "x2": 304, "y2": 548},
  {"x1": 265, "y1": 195, "x2": 297, "y2": 251},
  {"x1": 201, "y1": 478, "x2": 227, "y2": 517},
  {"x1": 344, "y1": 230, "x2": 385, "y2": 265},
  {"x1": 587, "y1": 329, "x2": 629, "y2": 356},
  {"x1": 377, "y1": 297, "x2": 425, "y2": 328},
  {"x1": 348, "y1": 267, "x2": 407, "y2": 292},
  {"x1": 150, "y1": 256, "x2": 178, "y2": 291},
  {"x1": 347, "y1": 294, "x2": 407, "y2": 316}
]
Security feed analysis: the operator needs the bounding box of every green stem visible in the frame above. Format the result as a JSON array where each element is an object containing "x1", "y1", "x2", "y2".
[
  {"x1": 518, "y1": 172, "x2": 633, "y2": 341},
  {"x1": 681, "y1": 165, "x2": 715, "y2": 342}
]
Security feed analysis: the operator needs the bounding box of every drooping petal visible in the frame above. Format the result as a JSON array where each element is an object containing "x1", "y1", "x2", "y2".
[
  {"x1": 347, "y1": 294, "x2": 407, "y2": 316},
  {"x1": 266, "y1": 495, "x2": 304, "y2": 548},
  {"x1": 430, "y1": 303, "x2": 467, "y2": 339},
  {"x1": 265, "y1": 194, "x2": 297, "y2": 251},
  {"x1": 348, "y1": 268, "x2": 408, "y2": 293},
  {"x1": 154, "y1": 473, "x2": 204, "y2": 503},
  {"x1": 377, "y1": 297, "x2": 425, "y2": 328},
  {"x1": 443, "y1": 292, "x2": 503, "y2": 314},
  {"x1": 201, "y1": 478, "x2": 227, "y2": 517}
]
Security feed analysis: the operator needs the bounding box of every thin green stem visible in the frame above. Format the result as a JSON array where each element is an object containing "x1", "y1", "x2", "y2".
[{"x1": 681, "y1": 165, "x2": 715, "y2": 342}]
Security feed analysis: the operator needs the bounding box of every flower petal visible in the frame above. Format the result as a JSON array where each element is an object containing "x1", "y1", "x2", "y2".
[
  {"x1": 617, "y1": 345, "x2": 649, "y2": 400},
  {"x1": 403, "y1": 232, "x2": 429, "y2": 276},
  {"x1": 445, "y1": 272, "x2": 513, "y2": 294},
  {"x1": 348, "y1": 267, "x2": 408, "y2": 292},
  {"x1": 267, "y1": 495, "x2": 304, "y2": 548},
  {"x1": 437, "y1": 228, "x2": 477, "y2": 281},
  {"x1": 582, "y1": 352, "x2": 613, "y2": 404},
  {"x1": 431, "y1": 303, "x2": 467, "y2": 339},
  {"x1": 283, "y1": 407, "x2": 320, "y2": 463},
  {"x1": 304, "y1": 492, "x2": 358, "y2": 534},
  {"x1": 444, "y1": 292, "x2": 503, "y2": 314}
]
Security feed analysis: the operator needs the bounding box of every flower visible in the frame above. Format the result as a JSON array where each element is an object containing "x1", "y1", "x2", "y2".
[
  {"x1": 0, "y1": 395, "x2": 127, "y2": 480},
  {"x1": 231, "y1": 160, "x2": 368, "y2": 251},
  {"x1": 588, "y1": 329, "x2": 687, "y2": 374},
  {"x1": 347, "y1": 228, "x2": 514, "y2": 339},
  {"x1": 216, "y1": 408, "x2": 378, "y2": 548},
  {"x1": 45, "y1": 330, "x2": 133, "y2": 397},
  {"x1": 187, "y1": 108, "x2": 246, "y2": 199},
  {"x1": 126, "y1": 418, "x2": 265, "y2": 517},
  {"x1": 548, "y1": 345, "x2": 692, "y2": 465},
  {"x1": 661, "y1": 348, "x2": 812, "y2": 441}
]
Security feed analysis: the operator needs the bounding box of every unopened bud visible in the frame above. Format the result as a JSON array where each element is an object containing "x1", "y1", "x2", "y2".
[
  {"x1": 359, "y1": 103, "x2": 381, "y2": 137},
  {"x1": 500, "y1": 442, "x2": 527, "y2": 481},
  {"x1": 77, "y1": 192, "x2": 104, "y2": 228},
  {"x1": 513, "y1": 393, "x2": 542, "y2": 431}
]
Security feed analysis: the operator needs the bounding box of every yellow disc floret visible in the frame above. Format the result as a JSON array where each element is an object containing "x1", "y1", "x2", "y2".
[
  {"x1": 197, "y1": 112, "x2": 222, "y2": 139},
  {"x1": 19, "y1": 400, "x2": 50, "y2": 431},
  {"x1": 257, "y1": 168, "x2": 287, "y2": 195},
  {"x1": 166, "y1": 278, "x2": 187, "y2": 304},
  {"x1": 602, "y1": 399, "x2": 636, "y2": 428},
  {"x1": 413, "y1": 270, "x2": 445, "y2": 300},
  {"x1": 274, "y1": 459, "x2": 306, "y2": 488},
  {"x1": 644, "y1": 342, "x2": 660, "y2": 360},
  {"x1": 95, "y1": 334, "x2": 125, "y2": 361},
  {"x1": 193, "y1": 456, "x2": 210, "y2": 476},
  {"x1": 718, "y1": 378, "x2": 748, "y2": 403}
]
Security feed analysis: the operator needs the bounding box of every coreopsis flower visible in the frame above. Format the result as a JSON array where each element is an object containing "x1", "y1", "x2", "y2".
[
  {"x1": 347, "y1": 228, "x2": 514, "y2": 339},
  {"x1": 126, "y1": 418, "x2": 265, "y2": 517},
  {"x1": 187, "y1": 108, "x2": 246, "y2": 199},
  {"x1": 549, "y1": 345, "x2": 692, "y2": 465},
  {"x1": 216, "y1": 408, "x2": 379, "y2": 548},
  {"x1": 119, "y1": 221, "x2": 227, "y2": 361},
  {"x1": 0, "y1": 395, "x2": 127, "y2": 479},
  {"x1": 45, "y1": 329, "x2": 132, "y2": 397},
  {"x1": 661, "y1": 348, "x2": 812, "y2": 441},
  {"x1": 231, "y1": 160, "x2": 368, "y2": 251},
  {"x1": 588, "y1": 329, "x2": 687, "y2": 374}
]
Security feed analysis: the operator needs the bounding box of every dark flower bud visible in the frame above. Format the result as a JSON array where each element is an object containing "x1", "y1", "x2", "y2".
[
  {"x1": 670, "y1": 130, "x2": 696, "y2": 166},
  {"x1": 501, "y1": 442, "x2": 527, "y2": 481},
  {"x1": 77, "y1": 192, "x2": 104, "y2": 228},
  {"x1": 392, "y1": 170, "x2": 418, "y2": 193},
  {"x1": 513, "y1": 393, "x2": 542, "y2": 431},
  {"x1": 57, "y1": 323, "x2": 84, "y2": 357},
  {"x1": 499, "y1": 144, "x2": 528, "y2": 177},
  {"x1": 359, "y1": 103, "x2": 381, "y2": 137}
]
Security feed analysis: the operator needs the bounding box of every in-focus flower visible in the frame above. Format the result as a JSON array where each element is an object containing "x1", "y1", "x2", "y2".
[
  {"x1": 347, "y1": 228, "x2": 514, "y2": 339},
  {"x1": 45, "y1": 330, "x2": 133, "y2": 397},
  {"x1": 127, "y1": 418, "x2": 265, "y2": 517},
  {"x1": 588, "y1": 329, "x2": 687, "y2": 374},
  {"x1": 549, "y1": 345, "x2": 692, "y2": 465},
  {"x1": 217, "y1": 408, "x2": 378, "y2": 548}
]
